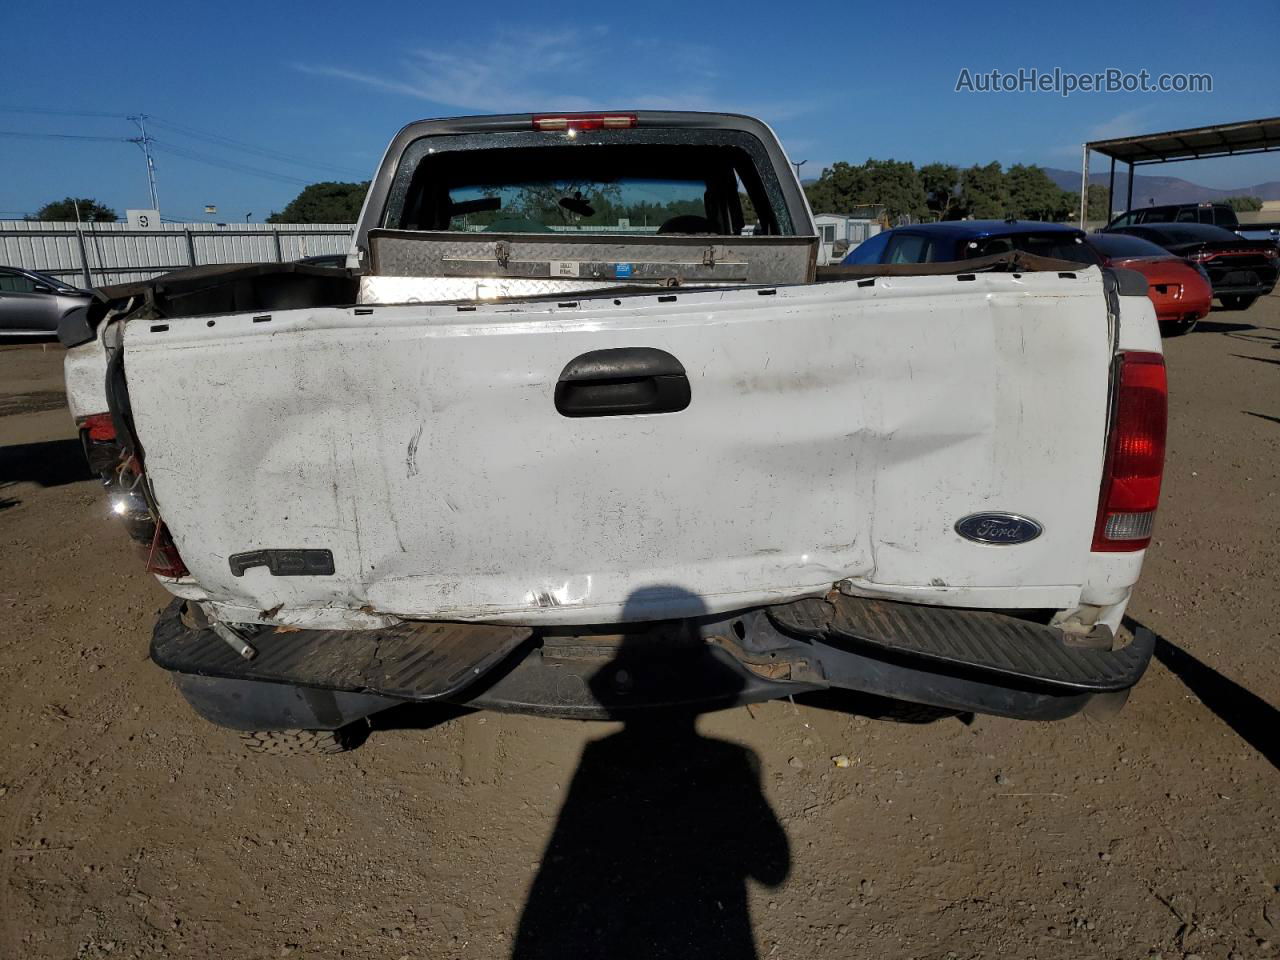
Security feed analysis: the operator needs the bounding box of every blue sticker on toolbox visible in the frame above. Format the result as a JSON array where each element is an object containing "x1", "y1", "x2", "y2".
[{"x1": 614, "y1": 263, "x2": 633, "y2": 279}]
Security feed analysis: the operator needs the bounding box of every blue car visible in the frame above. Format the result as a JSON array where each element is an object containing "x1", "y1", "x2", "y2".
[{"x1": 842, "y1": 220, "x2": 1100, "y2": 266}]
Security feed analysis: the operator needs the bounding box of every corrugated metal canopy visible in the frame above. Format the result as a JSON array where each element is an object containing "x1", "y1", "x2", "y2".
[{"x1": 1087, "y1": 116, "x2": 1280, "y2": 164}]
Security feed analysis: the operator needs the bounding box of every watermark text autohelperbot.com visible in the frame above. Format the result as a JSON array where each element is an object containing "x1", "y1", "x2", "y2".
[{"x1": 955, "y1": 68, "x2": 1212, "y2": 97}]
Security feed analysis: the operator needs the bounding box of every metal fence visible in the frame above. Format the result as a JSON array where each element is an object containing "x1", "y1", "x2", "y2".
[{"x1": 1, "y1": 221, "x2": 354, "y2": 287}]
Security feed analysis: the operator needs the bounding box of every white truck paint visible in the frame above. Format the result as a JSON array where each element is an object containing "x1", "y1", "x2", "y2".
[
  {"x1": 64, "y1": 111, "x2": 1159, "y2": 642},
  {"x1": 118, "y1": 267, "x2": 1128, "y2": 631}
]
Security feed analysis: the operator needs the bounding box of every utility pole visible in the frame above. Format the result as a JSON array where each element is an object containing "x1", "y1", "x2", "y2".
[
  {"x1": 127, "y1": 113, "x2": 160, "y2": 212},
  {"x1": 72, "y1": 199, "x2": 93, "y2": 288},
  {"x1": 792, "y1": 159, "x2": 808, "y2": 181}
]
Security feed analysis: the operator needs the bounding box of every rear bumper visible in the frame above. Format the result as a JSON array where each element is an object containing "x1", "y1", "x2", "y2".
[
  {"x1": 153, "y1": 594, "x2": 1155, "y2": 729},
  {"x1": 1153, "y1": 297, "x2": 1211, "y2": 326},
  {"x1": 1207, "y1": 265, "x2": 1277, "y2": 296},
  {"x1": 1212, "y1": 283, "x2": 1276, "y2": 297}
]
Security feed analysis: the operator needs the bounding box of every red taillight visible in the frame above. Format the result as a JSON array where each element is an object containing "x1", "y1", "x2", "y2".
[
  {"x1": 78, "y1": 412, "x2": 189, "y2": 578},
  {"x1": 1192, "y1": 247, "x2": 1272, "y2": 261},
  {"x1": 532, "y1": 113, "x2": 637, "y2": 132},
  {"x1": 81, "y1": 412, "x2": 116, "y2": 442},
  {"x1": 145, "y1": 524, "x2": 189, "y2": 578},
  {"x1": 1092, "y1": 352, "x2": 1167, "y2": 552}
]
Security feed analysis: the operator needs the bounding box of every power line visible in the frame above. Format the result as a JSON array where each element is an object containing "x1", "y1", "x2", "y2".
[
  {"x1": 0, "y1": 105, "x2": 126, "y2": 119},
  {"x1": 150, "y1": 140, "x2": 313, "y2": 186},
  {"x1": 147, "y1": 115, "x2": 366, "y2": 179},
  {"x1": 2, "y1": 107, "x2": 364, "y2": 210},
  {"x1": 1, "y1": 106, "x2": 366, "y2": 184},
  {"x1": 0, "y1": 106, "x2": 355, "y2": 179},
  {"x1": 0, "y1": 130, "x2": 130, "y2": 142}
]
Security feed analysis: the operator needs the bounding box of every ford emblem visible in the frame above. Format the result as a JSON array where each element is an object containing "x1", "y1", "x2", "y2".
[{"x1": 955, "y1": 513, "x2": 1043, "y2": 545}]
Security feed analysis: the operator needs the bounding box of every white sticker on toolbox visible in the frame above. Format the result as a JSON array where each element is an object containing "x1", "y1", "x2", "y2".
[{"x1": 549, "y1": 260, "x2": 580, "y2": 277}]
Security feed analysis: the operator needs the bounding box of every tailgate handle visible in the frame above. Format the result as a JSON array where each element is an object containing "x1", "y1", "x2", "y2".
[{"x1": 555, "y1": 347, "x2": 691, "y2": 418}]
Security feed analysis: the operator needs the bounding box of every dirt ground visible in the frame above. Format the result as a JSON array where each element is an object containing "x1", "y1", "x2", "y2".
[{"x1": 1, "y1": 298, "x2": 1278, "y2": 960}]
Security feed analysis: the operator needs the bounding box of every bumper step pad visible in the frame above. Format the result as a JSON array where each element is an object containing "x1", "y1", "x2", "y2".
[
  {"x1": 151, "y1": 601, "x2": 531, "y2": 700},
  {"x1": 768, "y1": 595, "x2": 1153, "y2": 693}
]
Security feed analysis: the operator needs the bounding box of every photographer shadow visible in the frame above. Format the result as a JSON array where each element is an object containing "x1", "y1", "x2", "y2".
[{"x1": 511, "y1": 587, "x2": 790, "y2": 960}]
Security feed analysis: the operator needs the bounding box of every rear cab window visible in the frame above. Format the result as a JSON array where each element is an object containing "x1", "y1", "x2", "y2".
[{"x1": 382, "y1": 128, "x2": 795, "y2": 237}]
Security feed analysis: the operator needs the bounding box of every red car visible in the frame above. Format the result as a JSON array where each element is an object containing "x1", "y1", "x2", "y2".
[{"x1": 1087, "y1": 233, "x2": 1213, "y2": 336}]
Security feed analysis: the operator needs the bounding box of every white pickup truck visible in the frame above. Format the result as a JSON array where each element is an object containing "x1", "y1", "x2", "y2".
[{"x1": 61, "y1": 112, "x2": 1167, "y2": 754}]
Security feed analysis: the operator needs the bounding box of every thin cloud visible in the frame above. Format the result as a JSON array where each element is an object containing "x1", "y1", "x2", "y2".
[
  {"x1": 295, "y1": 29, "x2": 600, "y2": 113},
  {"x1": 1046, "y1": 109, "x2": 1155, "y2": 159},
  {"x1": 1085, "y1": 108, "x2": 1152, "y2": 141},
  {"x1": 294, "y1": 26, "x2": 813, "y2": 122}
]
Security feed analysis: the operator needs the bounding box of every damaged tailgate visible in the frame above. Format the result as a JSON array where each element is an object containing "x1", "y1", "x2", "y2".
[{"x1": 120, "y1": 268, "x2": 1112, "y2": 628}]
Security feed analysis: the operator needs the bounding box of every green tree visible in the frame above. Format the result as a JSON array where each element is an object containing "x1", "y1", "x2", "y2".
[
  {"x1": 1060, "y1": 184, "x2": 1110, "y2": 222},
  {"x1": 920, "y1": 163, "x2": 962, "y2": 220},
  {"x1": 804, "y1": 158, "x2": 927, "y2": 220},
  {"x1": 1087, "y1": 183, "x2": 1111, "y2": 221},
  {"x1": 1050, "y1": 189, "x2": 1079, "y2": 221},
  {"x1": 1005, "y1": 164, "x2": 1072, "y2": 220},
  {"x1": 959, "y1": 162, "x2": 1008, "y2": 219},
  {"x1": 1224, "y1": 195, "x2": 1263, "y2": 212},
  {"x1": 267, "y1": 181, "x2": 370, "y2": 223},
  {"x1": 34, "y1": 197, "x2": 118, "y2": 222}
]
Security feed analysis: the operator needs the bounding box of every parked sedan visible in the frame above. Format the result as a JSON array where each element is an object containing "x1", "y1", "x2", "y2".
[
  {"x1": 0, "y1": 266, "x2": 93, "y2": 337},
  {"x1": 1086, "y1": 233, "x2": 1212, "y2": 335},
  {"x1": 842, "y1": 220, "x2": 1100, "y2": 266},
  {"x1": 1101, "y1": 222, "x2": 1279, "y2": 310},
  {"x1": 841, "y1": 221, "x2": 1212, "y2": 336}
]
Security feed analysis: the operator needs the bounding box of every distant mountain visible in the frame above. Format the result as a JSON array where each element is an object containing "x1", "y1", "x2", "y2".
[
  {"x1": 798, "y1": 167, "x2": 1280, "y2": 208},
  {"x1": 1042, "y1": 167, "x2": 1280, "y2": 206}
]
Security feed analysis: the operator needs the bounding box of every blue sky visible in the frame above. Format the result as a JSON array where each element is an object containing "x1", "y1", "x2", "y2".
[{"x1": 3, "y1": 0, "x2": 1277, "y2": 220}]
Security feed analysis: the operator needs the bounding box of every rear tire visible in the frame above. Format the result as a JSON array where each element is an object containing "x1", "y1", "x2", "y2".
[
  {"x1": 1219, "y1": 294, "x2": 1257, "y2": 311},
  {"x1": 239, "y1": 726, "x2": 362, "y2": 756}
]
